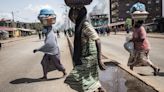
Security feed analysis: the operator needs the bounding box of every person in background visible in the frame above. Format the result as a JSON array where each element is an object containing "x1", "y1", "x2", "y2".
[
  {"x1": 33, "y1": 8, "x2": 66, "y2": 79},
  {"x1": 0, "y1": 42, "x2": 1, "y2": 49},
  {"x1": 114, "y1": 26, "x2": 118, "y2": 35},
  {"x1": 106, "y1": 26, "x2": 111, "y2": 36},
  {"x1": 38, "y1": 30, "x2": 42, "y2": 39},
  {"x1": 64, "y1": 29, "x2": 67, "y2": 36},
  {"x1": 125, "y1": 18, "x2": 132, "y2": 34},
  {"x1": 42, "y1": 31, "x2": 45, "y2": 39},
  {"x1": 128, "y1": 20, "x2": 160, "y2": 76},
  {"x1": 57, "y1": 30, "x2": 60, "y2": 38}
]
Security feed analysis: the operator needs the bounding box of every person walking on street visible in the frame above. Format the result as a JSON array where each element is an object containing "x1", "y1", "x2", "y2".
[
  {"x1": 0, "y1": 42, "x2": 1, "y2": 49},
  {"x1": 125, "y1": 18, "x2": 132, "y2": 34},
  {"x1": 64, "y1": 7, "x2": 106, "y2": 92},
  {"x1": 64, "y1": 29, "x2": 67, "y2": 36},
  {"x1": 114, "y1": 26, "x2": 118, "y2": 35},
  {"x1": 42, "y1": 31, "x2": 45, "y2": 39},
  {"x1": 128, "y1": 20, "x2": 160, "y2": 76},
  {"x1": 106, "y1": 26, "x2": 111, "y2": 36},
  {"x1": 33, "y1": 8, "x2": 66, "y2": 80},
  {"x1": 38, "y1": 30, "x2": 42, "y2": 40},
  {"x1": 57, "y1": 30, "x2": 60, "y2": 38}
]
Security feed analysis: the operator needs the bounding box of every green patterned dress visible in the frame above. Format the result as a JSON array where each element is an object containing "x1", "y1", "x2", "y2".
[{"x1": 65, "y1": 22, "x2": 101, "y2": 92}]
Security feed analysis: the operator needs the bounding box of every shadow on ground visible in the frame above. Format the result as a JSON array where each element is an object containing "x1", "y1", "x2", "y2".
[
  {"x1": 10, "y1": 77, "x2": 63, "y2": 84},
  {"x1": 138, "y1": 73, "x2": 153, "y2": 76},
  {"x1": 158, "y1": 72, "x2": 164, "y2": 76},
  {"x1": 104, "y1": 60, "x2": 120, "y2": 66},
  {"x1": 32, "y1": 40, "x2": 44, "y2": 42},
  {"x1": 138, "y1": 71, "x2": 164, "y2": 77}
]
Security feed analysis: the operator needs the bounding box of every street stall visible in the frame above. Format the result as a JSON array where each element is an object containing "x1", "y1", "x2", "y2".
[
  {"x1": 0, "y1": 27, "x2": 19, "y2": 38},
  {"x1": 0, "y1": 30, "x2": 9, "y2": 40},
  {"x1": 18, "y1": 28, "x2": 35, "y2": 36}
]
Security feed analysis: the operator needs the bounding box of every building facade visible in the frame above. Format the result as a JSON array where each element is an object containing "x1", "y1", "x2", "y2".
[
  {"x1": 0, "y1": 19, "x2": 41, "y2": 38},
  {"x1": 90, "y1": 14, "x2": 109, "y2": 28},
  {"x1": 110, "y1": 0, "x2": 162, "y2": 23}
]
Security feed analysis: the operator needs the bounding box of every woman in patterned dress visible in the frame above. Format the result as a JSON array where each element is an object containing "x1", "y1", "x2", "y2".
[
  {"x1": 64, "y1": 7, "x2": 106, "y2": 92},
  {"x1": 128, "y1": 20, "x2": 160, "y2": 76}
]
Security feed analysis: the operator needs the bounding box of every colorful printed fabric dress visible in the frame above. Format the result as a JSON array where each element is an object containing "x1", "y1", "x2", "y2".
[
  {"x1": 128, "y1": 26, "x2": 153, "y2": 67},
  {"x1": 65, "y1": 22, "x2": 101, "y2": 92}
]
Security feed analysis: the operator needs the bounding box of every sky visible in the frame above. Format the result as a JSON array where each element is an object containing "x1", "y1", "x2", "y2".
[{"x1": 0, "y1": 0, "x2": 109, "y2": 28}]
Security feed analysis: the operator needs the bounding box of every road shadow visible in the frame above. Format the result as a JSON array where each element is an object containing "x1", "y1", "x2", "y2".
[
  {"x1": 10, "y1": 77, "x2": 63, "y2": 84},
  {"x1": 138, "y1": 71, "x2": 164, "y2": 76},
  {"x1": 138, "y1": 73, "x2": 152, "y2": 76},
  {"x1": 157, "y1": 72, "x2": 164, "y2": 76},
  {"x1": 32, "y1": 40, "x2": 44, "y2": 42},
  {"x1": 104, "y1": 60, "x2": 120, "y2": 66}
]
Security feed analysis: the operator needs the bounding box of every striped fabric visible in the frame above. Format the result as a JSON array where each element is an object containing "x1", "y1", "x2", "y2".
[{"x1": 65, "y1": 22, "x2": 101, "y2": 92}]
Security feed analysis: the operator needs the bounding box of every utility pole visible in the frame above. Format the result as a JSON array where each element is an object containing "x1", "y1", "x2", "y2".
[
  {"x1": 11, "y1": 11, "x2": 14, "y2": 22},
  {"x1": 11, "y1": 11, "x2": 15, "y2": 27}
]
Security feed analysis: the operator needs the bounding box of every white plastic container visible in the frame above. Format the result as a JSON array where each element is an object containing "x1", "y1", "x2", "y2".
[{"x1": 131, "y1": 11, "x2": 149, "y2": 21}]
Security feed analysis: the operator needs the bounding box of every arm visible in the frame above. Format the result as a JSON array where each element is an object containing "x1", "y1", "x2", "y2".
[
  {"x1": 33, "y1": 44, "x2": 48, "y2": 53},
  {"x1": 95, "y1": 39, "x2": 106, "y2": 70},
  {"x1": 84, "y1": 22, "x2": 106, "y2": 70}
]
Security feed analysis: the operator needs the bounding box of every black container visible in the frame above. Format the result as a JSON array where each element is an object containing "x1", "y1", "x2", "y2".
[{"x1": 64, "y1": 0, "x2": 92, "y2": 7}]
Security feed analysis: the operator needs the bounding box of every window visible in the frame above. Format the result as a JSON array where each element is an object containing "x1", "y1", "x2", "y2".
[
  {"x1": 148, "y1": 7, "x2": 152, "y2": 11},
  {"x1": 156, "y1": 0, "x2": 160, "y2": 3},
  {"x1": 126, "y1": 11, "x2": 130, "y2": 14},
  {"x1": 126, "y1": 3, "x2": 130, "y2": 6},
  {"x1": 156, "y1": 7, "x2": 160, "y2": 11},
  {"x1": 148, "y1": 1, "x2": 151, "y2": 4}
]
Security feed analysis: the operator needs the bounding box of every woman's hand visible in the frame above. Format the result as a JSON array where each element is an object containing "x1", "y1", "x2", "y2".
[
  {"x1": 33, "y1": 49, "x2": 38, "y2": 53},
  {"x1": 98, "y1": 60, "x2": 106, "y2": 70}
]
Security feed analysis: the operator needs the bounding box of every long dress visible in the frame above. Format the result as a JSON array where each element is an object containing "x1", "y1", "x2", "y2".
[
  {"x1": 65, "y1": 22, "x2": 101, "y2": 92},
  {"x1": 37, "y1": 29, "x2": 65, "y2": 73}
]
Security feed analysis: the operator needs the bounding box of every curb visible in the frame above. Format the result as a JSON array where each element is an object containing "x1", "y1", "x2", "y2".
[
  {"x1": 147, "y1": 35, "x2": 164, "y2": 39},
  {"x1": 66, "y1": 36, "x2": 159, "y2": 92},
  {"x1": 115, "y1": 32, "x2": 164, "y2": 39},
  {"x1": 113, "y1": 61, "x2": 159, "y2": 92}
]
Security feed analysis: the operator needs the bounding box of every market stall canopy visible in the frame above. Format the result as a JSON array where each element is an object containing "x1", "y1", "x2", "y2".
[
  {"x1": 17, "y1": 28, "x2": 35, "y2": 32},
  {"x1": 0, "y1": 27, "x2": 16, "y2": 31}
]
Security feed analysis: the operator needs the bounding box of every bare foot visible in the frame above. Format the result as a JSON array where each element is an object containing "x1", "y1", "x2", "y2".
[
  {"x1": 63, "y1": 71, "x2": 67, "y2": 77},
  {"x1": 39, "y1": 76, "x2": 47, "y2": 80},
  {"x1": 154, "y1": 68, "x2": 160, "y2": 76}
]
